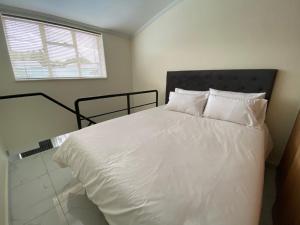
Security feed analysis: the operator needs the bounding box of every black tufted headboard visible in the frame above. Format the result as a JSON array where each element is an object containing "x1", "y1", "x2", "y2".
[{"x1": 165, "y1": 69, "x2": 277, "y2": 103}]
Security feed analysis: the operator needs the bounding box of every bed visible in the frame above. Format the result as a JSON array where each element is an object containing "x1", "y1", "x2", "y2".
[{"x1": 54, "y1": 69, "x2": 277, "y2": 225}]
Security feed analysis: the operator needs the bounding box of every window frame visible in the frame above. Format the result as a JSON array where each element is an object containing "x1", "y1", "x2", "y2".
[{"x1": 1, "y1": 14, "x2": 108, "y2": 81}]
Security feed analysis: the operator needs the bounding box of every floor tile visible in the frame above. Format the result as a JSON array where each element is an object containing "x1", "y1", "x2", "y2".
[
  {"x1": 10, "y1": 174, "x2": 58, "y2": 223},
  {"x1": 9, "y1": 154, "x2": 48, "y2": 188},
  {"x1": 25, "y1": 205, "x2": 68, "y2": 225},
  {"x1": 41, "y1": 149, "x2": 61, "y2": 172},
  {"x1": 10, "y1": 173, "x2": 56, "y2": 207},
  {"x1": 48, "y1": 167, "x2": 81, "y2": 196},
  {"x1": 12, "y1": 205, "x2": 68, "y2": 225}
]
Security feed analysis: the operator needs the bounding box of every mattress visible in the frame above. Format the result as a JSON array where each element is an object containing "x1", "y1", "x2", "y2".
[{"x1": 53, "y1": 107, "x2": 271, "y2": 225}]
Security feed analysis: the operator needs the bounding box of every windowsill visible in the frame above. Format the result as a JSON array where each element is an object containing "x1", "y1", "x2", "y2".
[{"x1": 14, "y1": 76, "x2": 108, "y2": 81}]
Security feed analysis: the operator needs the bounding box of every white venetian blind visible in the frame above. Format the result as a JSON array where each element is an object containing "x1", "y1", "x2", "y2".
[{"x1": 1, "y1": 15, "x2": 107, "y2": 80}]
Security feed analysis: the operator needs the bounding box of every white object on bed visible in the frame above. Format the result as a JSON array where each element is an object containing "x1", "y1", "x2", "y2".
[
  {"x1": 53, "y1": 107, "x2": 270, "y2": 225},
  {"x1": 203, "y1": 95, "x2": 268, "y2": 127},
  {"x1": 203, "y1": 89, "x2": 268, "y2": 127},
  {"x1": 175, "y1": 88, "x2": 209, "y2": 95},
  {"x1": 165, "y1": 91, "x2": 208, "y2": 116},
  {"x1": 209, "y1": 88, "x2": 266, "y2": 99}
]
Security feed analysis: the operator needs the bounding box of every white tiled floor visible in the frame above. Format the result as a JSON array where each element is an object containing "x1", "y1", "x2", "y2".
[
  {"x1": 9, "y1": 149, "x2": 276, "y2": 225},
  {"x1": 9, "y1": 149, "x2": 108, "y2": 225}
]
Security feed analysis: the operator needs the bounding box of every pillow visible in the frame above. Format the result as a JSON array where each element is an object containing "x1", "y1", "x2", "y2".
[
  {"x1": 209, "y1": 88, "x2": 266, "y2": 99},
  {"x1": 203, "y1": 94, "x2": 268, "y2": 127},
  {"x1": 175, "y1": 88, "x2": 209, "y2": 96},
  {"x1": 165, "y1": 92, "x2": 208, "y2": 116}
]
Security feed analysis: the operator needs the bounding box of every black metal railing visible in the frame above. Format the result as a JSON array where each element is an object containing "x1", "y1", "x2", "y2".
[
  {"x1": 75, "y1": 90, "x2": 158, "y2": 129},
  {"x1": 0, "y1": 90, "x2": 158, "y2": 158},
  {"x1": 0, "y1": 92, "x2": 96, "y2": 125},
  {"x1": 0, "y1": 90, "x2": 159, "y2": 130}
]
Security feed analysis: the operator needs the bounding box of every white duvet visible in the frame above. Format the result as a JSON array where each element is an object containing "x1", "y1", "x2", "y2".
[{"x1": 53, "y1": 107, "x2": 270, "y2": 225}]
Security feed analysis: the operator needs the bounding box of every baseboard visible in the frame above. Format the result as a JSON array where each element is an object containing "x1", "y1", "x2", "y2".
[{"x1": 0, "y1": 145, "x2": 9, "y2": 225}]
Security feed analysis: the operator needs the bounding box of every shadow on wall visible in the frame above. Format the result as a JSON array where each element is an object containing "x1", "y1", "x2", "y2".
[{"x1": 0, "y1": 97, "x2": 78, "y2": 154}]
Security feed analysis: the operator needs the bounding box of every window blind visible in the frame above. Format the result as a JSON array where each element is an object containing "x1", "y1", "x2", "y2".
[{"x1": 1, "y1": 15, "x2": 107, "y2": 80}]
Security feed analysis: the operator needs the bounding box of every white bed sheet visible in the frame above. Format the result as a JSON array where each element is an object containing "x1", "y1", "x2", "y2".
[{"x1": 53, "y1": 107, "x2": 270, "y2": 225}]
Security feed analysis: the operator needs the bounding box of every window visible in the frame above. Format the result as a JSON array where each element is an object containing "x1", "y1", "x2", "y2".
[{"x1": 1, "y1": 15, "x2": 107, "y2": 80}]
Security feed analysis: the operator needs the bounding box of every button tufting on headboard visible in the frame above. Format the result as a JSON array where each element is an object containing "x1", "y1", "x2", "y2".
[{"x1": 165, "y1": 69, "x2": 277, "y2": 103}]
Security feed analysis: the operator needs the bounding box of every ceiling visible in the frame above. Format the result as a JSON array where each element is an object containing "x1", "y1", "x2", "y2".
[{"x1": 0, "y1": 0, "x2": 178, "y2": 36}]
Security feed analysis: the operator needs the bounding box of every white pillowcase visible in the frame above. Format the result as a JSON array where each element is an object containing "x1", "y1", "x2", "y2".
[
  {"x1": 165, "y1": 92, "x2": 208, "y2": 116},
  {"x1": 203, "y1": 89, "x2": 268, "y2": 127},
  {"x1": 175, "y1": 88, "x2": 209, "y2": 96},
  {"x1": 209, "y1": 88, "x2": 266, "y2": 99}
]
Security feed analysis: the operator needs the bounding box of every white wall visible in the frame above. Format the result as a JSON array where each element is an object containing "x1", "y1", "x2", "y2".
[
  {"x1": 132, "y1": 0, "x2": 300, "y2": 164},
  {"x1": 0, "y1": 15, "x2": 132, "y2": 153},
  {"x1": 0, "y1": 138, "x2": 9, "y2": 225}
]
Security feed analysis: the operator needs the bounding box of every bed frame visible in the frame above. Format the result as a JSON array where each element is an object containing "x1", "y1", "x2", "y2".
[{"x1": 165, "y1": 69, "x2": 277, "y2": 103}]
